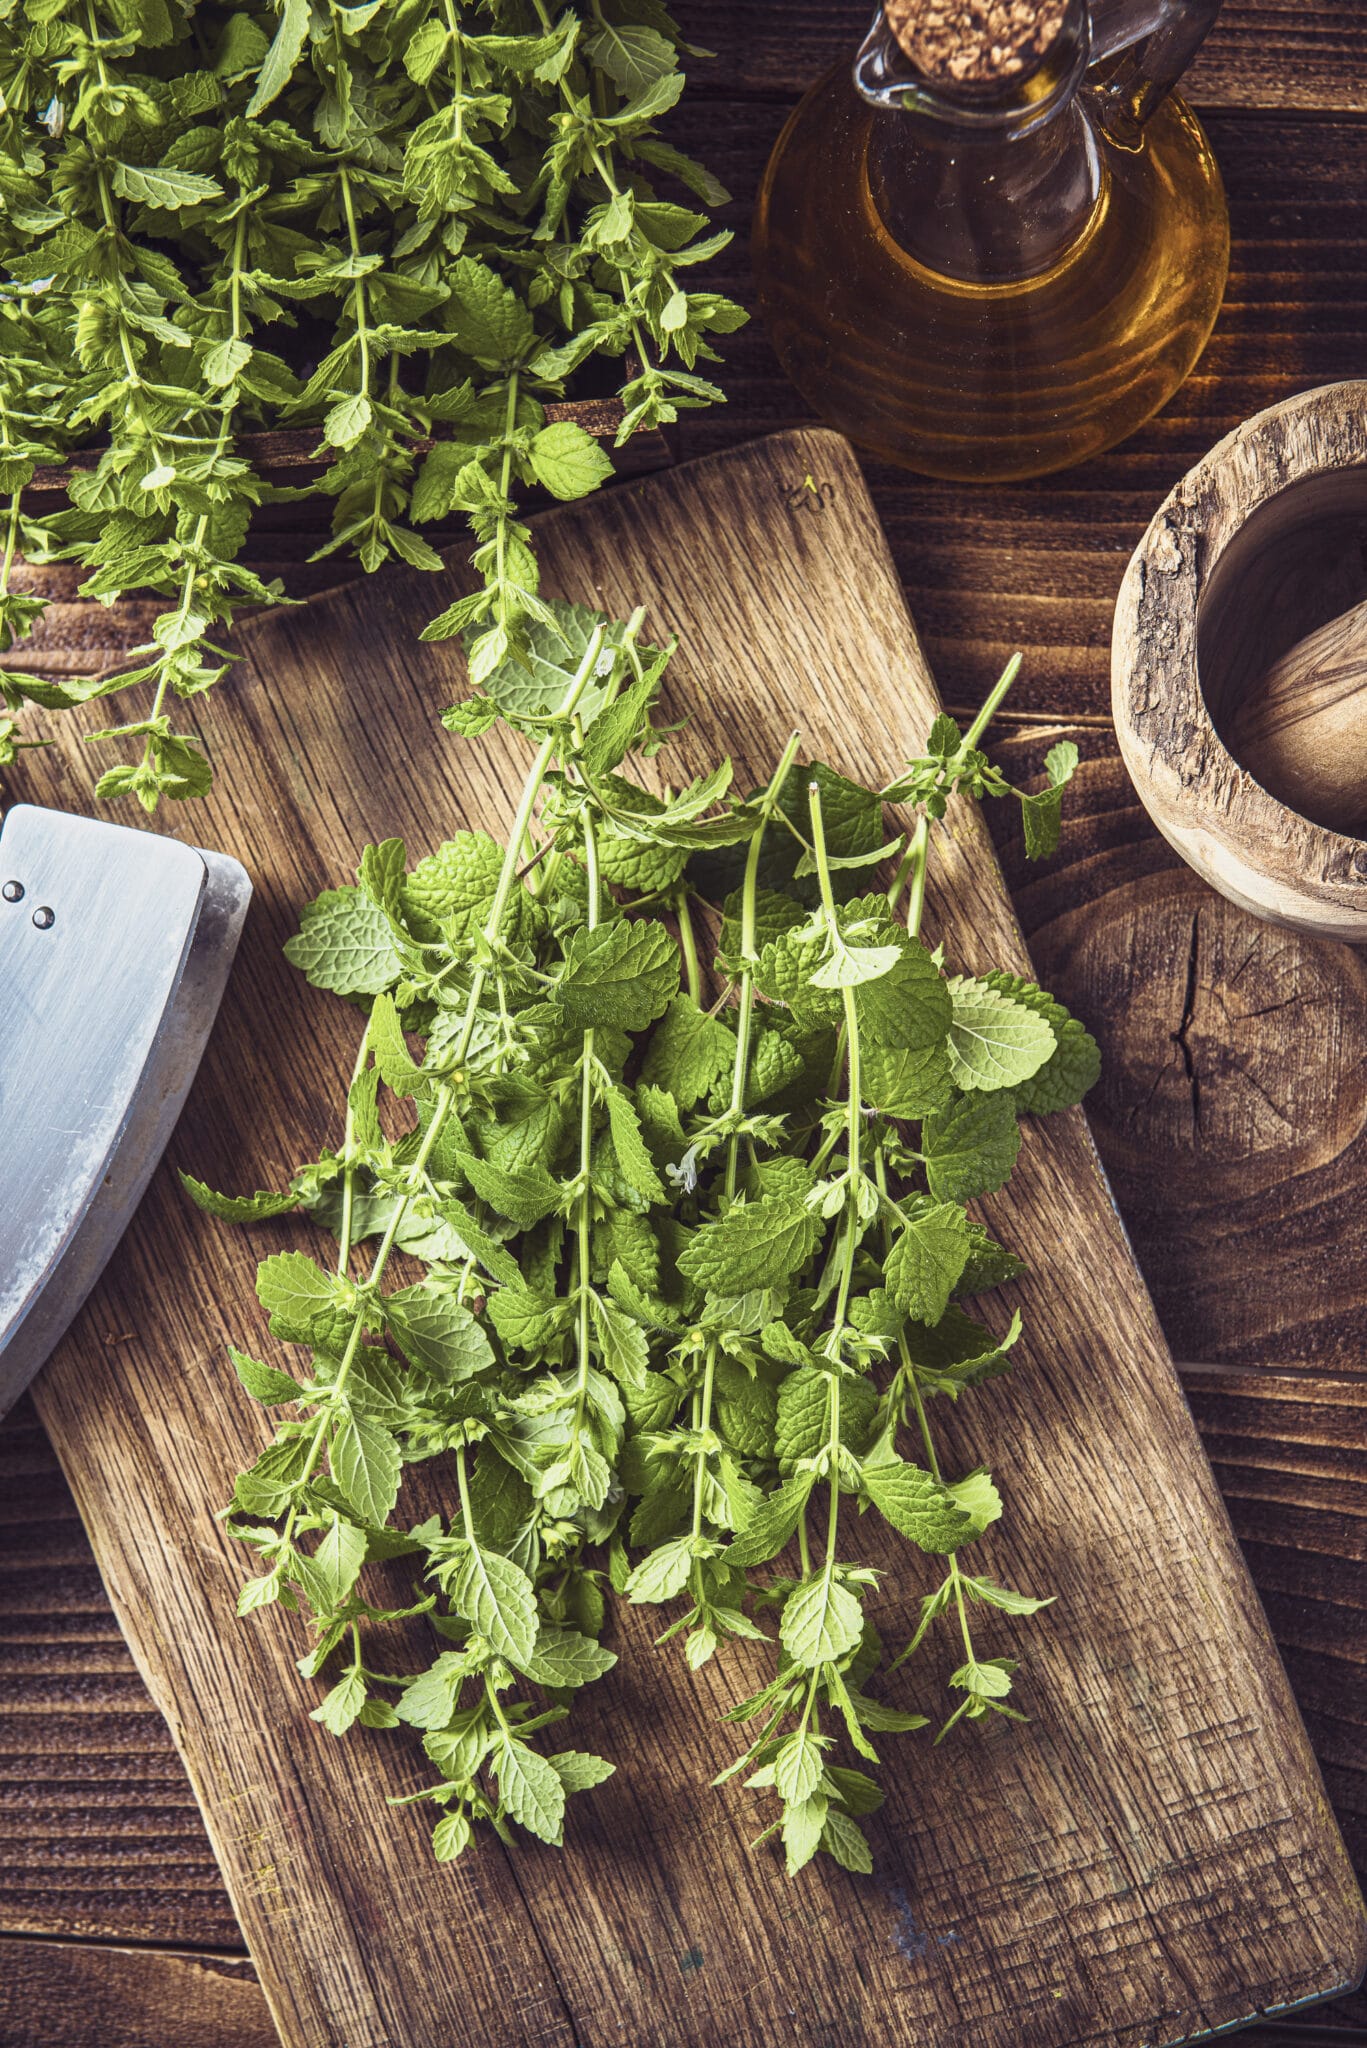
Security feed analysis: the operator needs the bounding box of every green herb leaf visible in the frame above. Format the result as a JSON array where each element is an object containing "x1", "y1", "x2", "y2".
[
  {"x1": 678, "y1": 1194, "x2": 820, "y2": 1296},
  {"x1": 284, "y1": 888, "x2": 405, "y2": 997},
  {"x1": 862, "y1": 1460, "x2": 978, "y2": 1554},
  {"x1": 556, "y1": 919, "x2": 679, "y2": 1032},
  {"x1": 781, "y1": 1575, "x2": 864, "y2": 1668},
  {"x1": 922, "y1": 1093, "x2": 1022, "y2": 1203},
  {"x1": 331, "y1": 1414, "x2": 402, "y2": 1526},
  {"x1": 444, "y1": 1541, "x2": 539, "y2": 1668},
  {"x1": 944, "y1": 976, "x2": 1056, "y2": 1093},
  {"x1": 495, "y1": 1739, "x2": 566, "y2": 1843},
  {"x1": 883, "y1": 1202, "x2": 972, "y2": 1325}
]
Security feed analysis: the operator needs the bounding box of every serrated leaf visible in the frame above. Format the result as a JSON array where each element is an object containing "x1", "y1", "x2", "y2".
[
  {"x1": 862, "y1": 1459, "x2": 978, "y2": 1553},
  {"x1": 945, "y1": 976, "x2": 1056, "y2": 1093},
  {"x1": 396, "y1": 1652, "x2": 470, "y2": 1730},
  {"x1": 853, "y1": 927, "x2": 952, "y2": 1051},
  {"x1": 590, "y1": 1295, "x2": 650, "y2": 1390},
  {"x1": 256, "y1": 1252, "x2": 352, "y2": 1344},
  {"x1": 772, "y1": 1731, "x2": 826, "y2": 1806},
  {"x1": 522, "y1": 1628, "x2": 617, "y2": 1687},
  {"x1": 237, "y1": 1571, "x2": 280, "y2": 1616},
  {"x1": 471, "y1": 600, "x2": 649, "y2": 723},
  {"x1": 434, "y1": 1199, "x2": 521, "y2": 1289},
  {"x1": 284, "y1": 887, "x2": 405, "y2": 996},
  {"x1": 782, "y1": 1793, "x2": 828, "y2": 1876},
  {"x1": 368, "y1": 993, "x2": 424, "y2": 1096},
  {"x1": 112, "y1": 160, "x2": 223, "y2": 208},
  {"x1": 445, "y1": 256, "x2": 535, "y2": 368},
  {"x1": 246, "y1": 0, "x2": 309, "y2": 113},
  {"x1": 1019, "y1": 740, "x2": 1079, "y2": 860},
  {"x1": 811, "y1": 938, "x2": 901, "y2": 991},
  {"x1": 203, "y1": 334, "x2": 252, "y2": 386},
  {"x1": 529, "y1": 420, "x2": 614, "y2": 500},
  {"x1": 983, "y1": 973, "x2": 1101, "y2": 1116},
  {"x1": 230, "y1": 1346, "x2": 302, "y2": 1405},
  {"x1": 781, "y1": 1575, "x2": 863, "y2": 1668},
  {"x1": 775, "y1": 1368, "x2": 876, "y2": 1466},
  {"x1": 922, "y1": 1092, "x2": 1021, "y2": 1204},
  {"x1": 495, "y1": 1739, "x2": 565, "y2": 1844},
  {"x1": 310, "y1": 1668, "x2": 366, "y2": 1735},
  {"x1": 963, "y1": 1575, "x2": 1054, "y2": 1616},
  {"x1": 625, "y1": 1538, "x2": 692, "y2": 1604},
  {"x1": 182, "y1": 1174, "x2": 297, "y2": 1223},
  {"x1": 904, "y1": 1305, "x2": 1022, "y2": 1391},
  {"x1": 883, "y1": 1201, "x2": 971, "y2": 1325},
  {"x1": 331, "y1": 1413, "x2": 401, "y2": 1525},
  {"x1": 820, "y1": 1807, "x2": 873, "y2": 1874},
  {"x1": 457, "y1": 1151, "x2": 561, "y2": 1231},
  {"x1": 446, "y1": 1540, "x2": 538, "y2": 1666},
  {"x1": 585, "y1": 19, "x2": 677, "y2": 93},
  {"x1": 949, "y1": 1656, "x2": 1015, "y2": 1700},
  {"x1": 385, "y1": 1283, "x2": 495, "y2": 1380},
  {"x1": 640, "y1": 993, "x2": 735, "y2": 1109},
  {"x1": 432, "y1": 1811, "x2": 472, "y2": 1860},
  {"x1": 678, "y1": 1193, "x2": 820, "y2": 1296},
  {"x1": 604, "y1": 1088, "x2": 667, "y2": 1205},
  {"x1": 945, "y1": 1468, "x2": 1002, "y2": 1532},
  {"x1": 728, "y1": 1472, "x2": 814, "y2": 1567},
  {"x1": 324, "y1": 392, "x2": 373, "y2": 449},
  {"x1": 549, "y1": 1749, "x2": 615, "y2": 1792},
  {"x1": 956, "y1": 1221, "x2": 1027, "y2": 1296},
  {"x1": 861, "y1": 1037, "x2": 955, "y2": 1118},
  {"x1": 556, "y1": 918, "x2": 679, "y2": 1032},
  {"x1": 295, "y1": 1516, "x2": 368, "y2": 1611},
  {"x1": 1020, "y1": 784, "x2": 1064, "y2": 861}
]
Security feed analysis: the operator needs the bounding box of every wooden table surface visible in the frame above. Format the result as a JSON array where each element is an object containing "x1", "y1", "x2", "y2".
[{"x1": 2, "y1": 5, "x2": 1365, "y2": 2045}]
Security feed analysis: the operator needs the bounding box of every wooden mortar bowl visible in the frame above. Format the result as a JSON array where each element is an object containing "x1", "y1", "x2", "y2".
[{"x1": 1112, "y1": 380, "x2": 1367, "y2": 943}]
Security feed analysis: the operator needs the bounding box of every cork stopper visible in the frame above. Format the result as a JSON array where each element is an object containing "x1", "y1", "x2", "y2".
[{"x1": 882, "y1": 0, "x2": 1070, "y2": 85}]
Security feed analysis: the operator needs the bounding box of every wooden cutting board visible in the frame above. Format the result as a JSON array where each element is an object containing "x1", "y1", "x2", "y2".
[{"x1": 10, "y1": 429, "x2": 1364, "y2": 2048}]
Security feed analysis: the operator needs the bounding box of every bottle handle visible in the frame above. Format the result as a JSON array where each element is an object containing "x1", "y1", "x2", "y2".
[{"x1": 1086, "y1": 0, "x2": 1222, "y2": 145}]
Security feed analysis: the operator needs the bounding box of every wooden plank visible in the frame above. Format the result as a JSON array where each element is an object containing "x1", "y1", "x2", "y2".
[
  {"x1": 0, "y1": 1936, "x2": 273, "y2": 2048},
  {"x1": 678, "y1": 0, "x2": 1367, "y2": 112},
  {"x1": 8, "y1": 1922, "x2": 1362, "y2": 2048},
  {"x1": 5, "y1": 429, "x2": 1363, "y2": 2046},
  {"x1": 0, "y1": 1396, "x2": 240, "y2": 1949},
  {"x1": 11, "y1": 722, "x2": 1362, "y2": 1991}
]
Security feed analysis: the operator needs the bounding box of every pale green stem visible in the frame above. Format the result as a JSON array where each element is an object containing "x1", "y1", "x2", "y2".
[
  {"x1": 961, "y1": 653, "x2": 1021, "y2": 754},
  {"x1": 271, "y1": 637, "x2": 605, "y2": 1562}
]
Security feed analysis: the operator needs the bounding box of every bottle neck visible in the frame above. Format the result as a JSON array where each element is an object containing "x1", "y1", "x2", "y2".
[
  {"x1": 865, "y1": 99, "x2": 1103, "y2": 283},
  {"x1": 855, "y1": 0, "x2": 1104, "y2": 285}
]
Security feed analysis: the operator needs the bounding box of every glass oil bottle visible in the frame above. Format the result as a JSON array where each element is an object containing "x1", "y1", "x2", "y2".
[{"x1": 753, "y1": 0, "x2": 1230, "y2": 482}]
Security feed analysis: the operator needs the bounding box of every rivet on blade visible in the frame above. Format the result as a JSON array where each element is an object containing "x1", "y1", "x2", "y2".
[
  {"x1": 31, "y1": 906, "x2": 54, "y2": 929},
  {"x1": 2, "y1": 881, "x2": 22, "y2": 902}
]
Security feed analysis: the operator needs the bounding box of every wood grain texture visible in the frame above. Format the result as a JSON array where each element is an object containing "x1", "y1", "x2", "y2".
[
  {"x1": 1112, "y1": 382, "x2": 1367, "y2": 940},
  {"x1": 4, "y1": 430, "x2": 1363, "y2": 2048},
  {"x1": 0, "y1": 1396, "x2": 240, "y2": 1948},
  {"x1": 0, "y1": 1937, "x2": 274, "y2": 2048},
  {"x1": 1, "y1": 1366, "x2": 1364, "y2": 2047}
]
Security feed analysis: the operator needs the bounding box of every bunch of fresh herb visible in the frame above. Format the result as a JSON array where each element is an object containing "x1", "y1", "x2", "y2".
[
  {"x1": 0, "y1": 0, "x2": 740, "y2": 807},
  {"x1": 190, "y1": 601, "x2": 1096, "y2": 1872}
]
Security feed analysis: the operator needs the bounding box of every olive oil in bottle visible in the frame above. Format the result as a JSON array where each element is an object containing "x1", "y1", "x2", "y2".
[{"x1": 753, "y1": 0, "x2": 1229, "y2": 483}]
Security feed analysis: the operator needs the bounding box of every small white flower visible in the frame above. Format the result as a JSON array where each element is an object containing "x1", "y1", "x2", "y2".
[{"x1": 665, "y1": 1143, "x2": 699, "y2": 1195}]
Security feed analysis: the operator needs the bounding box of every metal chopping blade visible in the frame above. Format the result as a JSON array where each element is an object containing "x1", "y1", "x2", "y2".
[{"x1": 0, "y1": 804, "x2": 251, "y2": 1418}]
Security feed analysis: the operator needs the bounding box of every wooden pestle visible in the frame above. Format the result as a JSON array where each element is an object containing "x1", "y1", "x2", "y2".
[{"x1": 1226, "y1": 594, "x2": 1367, "y2": 838}]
